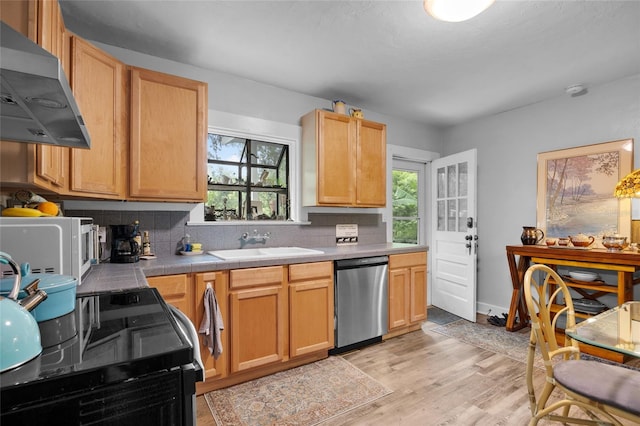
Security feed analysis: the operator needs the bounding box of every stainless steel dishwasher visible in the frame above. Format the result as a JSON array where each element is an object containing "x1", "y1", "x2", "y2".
[{"x1": 331, "y1": 256, "x2": 388, "y2": 354}]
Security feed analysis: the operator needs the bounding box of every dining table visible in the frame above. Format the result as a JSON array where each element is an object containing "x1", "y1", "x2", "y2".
[{"x1": 566, "y1": 301, "x2": 640, "y2": 359}]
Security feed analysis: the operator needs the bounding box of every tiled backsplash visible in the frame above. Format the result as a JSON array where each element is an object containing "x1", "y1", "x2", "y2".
[{"x1": 65, "y1": 210, "x2": 387, "y2": 258}]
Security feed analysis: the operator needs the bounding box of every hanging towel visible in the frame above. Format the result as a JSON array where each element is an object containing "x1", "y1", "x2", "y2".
[{"x1": 198, "y1": 285, "x2": 224, "y2": 360}]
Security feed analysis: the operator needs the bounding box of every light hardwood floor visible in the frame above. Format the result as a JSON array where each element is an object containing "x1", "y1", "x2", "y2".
[{"x1": 195, "y1": 315, "x2": 634, "y2": 425}]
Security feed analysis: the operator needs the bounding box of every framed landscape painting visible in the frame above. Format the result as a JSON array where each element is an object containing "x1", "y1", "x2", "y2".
[{"x1": 536, "y1": 139, "x2": 634, "y2": 242}]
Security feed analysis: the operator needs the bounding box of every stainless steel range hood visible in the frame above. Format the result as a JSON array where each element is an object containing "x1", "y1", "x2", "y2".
[{"x1": 0, "y1": 21, "x2": 91, "y2": 149}]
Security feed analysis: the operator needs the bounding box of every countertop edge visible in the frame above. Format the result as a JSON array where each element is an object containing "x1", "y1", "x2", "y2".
[{"x1": 78, "y1": 243, "x2": 428, "y2": 295}]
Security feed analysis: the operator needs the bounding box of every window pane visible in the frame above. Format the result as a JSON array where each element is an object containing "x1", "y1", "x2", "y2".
[
  {"x1": 458, "y1": 161, "x2": 468, "y2": 197},
  {"x1": 392, "y1": 170, "x2": 418, "y2": 217},
  {"x1": 206, "y1": 191, "x2": 241, "y2": 221},
  {"x1": 447, "y1": 165, "x2": 457, "y2": 198},
  {"x1": 447, "y1": 199, "x2": 457, "y2": 231},
  {"x1": 393, "y1": 219, "x2": 418, "y2": 244},
  {"x1": 458, "y1": 198, "x2": 467, "y2": 231},
  {"x1": 208, "y1": 135, "x2": 245, "y2": 161},
  {"x1": 437, "y1": 167, "x2": 445, "y2": 198},
  {"x1": 251, "y1": 141, "x2": 284, "y2": 166},
  {"x1": 207, "y1": 163, "x2": 239, "y2": 185},
  {"x1": 437, "y1": 200, "x2": 445, "y2": 231}
]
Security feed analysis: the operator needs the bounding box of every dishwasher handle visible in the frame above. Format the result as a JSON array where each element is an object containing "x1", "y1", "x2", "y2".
[{"x1": 335, "y1": 255, "x2": 389, "y2": 270}]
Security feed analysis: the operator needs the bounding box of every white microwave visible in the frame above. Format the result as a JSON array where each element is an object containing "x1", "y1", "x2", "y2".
[{"x1": 0, "y1": 217, "x2": 97, "y2": 285}]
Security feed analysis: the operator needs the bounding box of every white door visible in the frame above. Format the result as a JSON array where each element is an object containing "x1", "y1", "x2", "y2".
[{"x1": 431, "y1": 149, "x2": 477, "y2": 322}]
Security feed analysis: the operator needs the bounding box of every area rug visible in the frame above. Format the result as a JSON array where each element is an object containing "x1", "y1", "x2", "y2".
[
  {"x1": 204, "y1": 356, "x2": 392, "y2": 426},
  {"x1": 426, "y1": 306, "x2": 462, "y2": 325},
  {"x1": 431, "y1": 319, "x2": 545, "y2": 369}
]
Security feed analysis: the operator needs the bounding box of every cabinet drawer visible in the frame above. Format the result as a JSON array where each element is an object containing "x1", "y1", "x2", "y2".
[
  {"x1": 289, "y1": 262, "x2": 332, "y2": 282},
  {"x1": 230, "y1": 266, "x2": 284, "y2": 289},
  {"x1": 147, "y1": 274, "x2": 188, "y2": 297},
  {"x1": 389, "y1": 252, "x2": 427, "y2": 269}
]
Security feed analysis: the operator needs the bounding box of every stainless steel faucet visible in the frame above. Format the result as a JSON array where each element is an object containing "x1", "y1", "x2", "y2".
[{"x1": 241, "y1": 229, "x2": 271, "y2": 244}]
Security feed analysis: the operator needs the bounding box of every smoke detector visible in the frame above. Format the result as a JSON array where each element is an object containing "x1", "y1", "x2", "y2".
[{"x1": 565, "y1": 84, "x2": 588, "y2": 97}]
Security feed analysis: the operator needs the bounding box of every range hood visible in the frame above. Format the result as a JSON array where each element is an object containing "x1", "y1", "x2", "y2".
[{"x1": 0, "y1": 21, "x2": 91, "y2": 149}]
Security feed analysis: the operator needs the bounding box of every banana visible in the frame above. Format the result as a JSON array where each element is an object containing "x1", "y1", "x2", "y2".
[{"x1": 1, "y1": 207, "x2": 49, "y2": 217}]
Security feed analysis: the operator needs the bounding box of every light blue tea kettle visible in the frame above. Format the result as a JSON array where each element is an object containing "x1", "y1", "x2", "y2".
[{"x1": 0, "y1": 251, "x2": 47, "y2": 372}]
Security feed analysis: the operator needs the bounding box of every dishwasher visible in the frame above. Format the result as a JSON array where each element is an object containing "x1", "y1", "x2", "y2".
[{"x1": 331, "y1": 256, "x2": 388, "y2": 354}]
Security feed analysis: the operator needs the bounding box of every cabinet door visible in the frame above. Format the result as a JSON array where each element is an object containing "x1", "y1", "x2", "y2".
[
  {"x1": 228, "y1": 266, "x2": 286, "y2": 373},
  {"x1": 0, "y1": 0, "x2": 38, "y2": 41},
  {"x1": 316, "y1": 110, "x2": 356, "y2": 205},
  {"x1": 356, "y1": 119, "x2": 386, "y2": 206},
  {"x1": 129, "y1": 67, "x2": 207, "y2": 201},
  {"x1": 147, "y1": 274, "x2": 193, "y2": 319},
  {"x1": 229, "y1": 284, "x2": 286, "y2": 372},
  {"x1": 388, "y1": 268, "x2": 410, "y2": 330},
  {"x1": 195, "y1": 272, "x2": 228, "y2": 380},
  {"x1": 69, "y1": 36, "x2": 127, "y2": 198},
  {"x1": 410, "y1": 265, "x2": 427, "y2": 323},
  {"x1": 289, "y1": 262, "x2": 334, "y2": 357}
]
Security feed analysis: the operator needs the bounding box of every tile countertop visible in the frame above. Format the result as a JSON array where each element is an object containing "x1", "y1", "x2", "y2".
[{"x1": 78, "y1": 243, "x2": 428, "y2": 295}]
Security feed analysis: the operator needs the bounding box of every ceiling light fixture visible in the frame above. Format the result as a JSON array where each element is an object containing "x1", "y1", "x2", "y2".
[
  {"x1": 424, "y1": 0, "x2": 495, "y2": 22},
  {"x1": 565, "y1": 84, "x2": 588, "y2": 97}
]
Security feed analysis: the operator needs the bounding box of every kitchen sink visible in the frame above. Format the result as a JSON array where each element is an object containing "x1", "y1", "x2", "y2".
[{"x1": 208, "y1": 247, "x2": 324, "y2": 260}]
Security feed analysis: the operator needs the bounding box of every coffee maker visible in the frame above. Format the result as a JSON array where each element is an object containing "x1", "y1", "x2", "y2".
[{"x1": 110, "y1": 224, "x2": 140, "y2": 263}]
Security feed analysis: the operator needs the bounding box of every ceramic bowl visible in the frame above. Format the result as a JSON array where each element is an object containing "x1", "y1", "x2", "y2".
[
  {"x1": 545, "y1": 238, "x2": 557, "y2": 246},
  {"x1": 569, "y1": 271, "x2": 599, "y2": 282},
  {"x1": 569, "y1": 235, "x2": 595, "y2": 247},
  {"x1": 602, "y1": 235, "x2": 628, "y2": 251}
]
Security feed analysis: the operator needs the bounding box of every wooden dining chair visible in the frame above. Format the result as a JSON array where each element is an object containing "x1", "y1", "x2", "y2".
[{"x1": 523, "y1": 263, "x2": 640, "y2": 426}]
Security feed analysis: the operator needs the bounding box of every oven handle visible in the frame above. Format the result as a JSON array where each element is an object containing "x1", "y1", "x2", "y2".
[{"x1": 168, "y1": 304, "x2": 204, "y2": 382}]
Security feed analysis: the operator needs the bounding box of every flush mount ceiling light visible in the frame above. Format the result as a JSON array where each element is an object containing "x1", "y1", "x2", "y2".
[
  {"x1": 424, "y1": 0, "x2": 495, "y2": 22},
  {"x1": 565, "y1": 84, "x2": 588, "y2": 97}
]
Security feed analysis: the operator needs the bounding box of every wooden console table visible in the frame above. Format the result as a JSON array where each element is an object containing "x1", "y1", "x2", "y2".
[{"x1": 506, "y1": 245, "x2": 640, "y2": 332}]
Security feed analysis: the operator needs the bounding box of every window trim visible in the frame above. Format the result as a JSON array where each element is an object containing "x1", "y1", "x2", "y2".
[
  {"x1": 386, "y1": 144, "x2": 440, "y2": 243},
  {"x1": 201, "y1": 110, "x2": 301, "y2": 224}
]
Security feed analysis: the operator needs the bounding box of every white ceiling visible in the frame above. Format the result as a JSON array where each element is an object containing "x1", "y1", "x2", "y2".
[{"x1": 59, "y1": 0, "x2": 640, "y2": 127}]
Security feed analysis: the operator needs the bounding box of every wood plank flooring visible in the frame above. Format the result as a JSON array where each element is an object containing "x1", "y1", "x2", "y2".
[{"x1": 195, "y1": 315, "x2": 635, "y2": 425}]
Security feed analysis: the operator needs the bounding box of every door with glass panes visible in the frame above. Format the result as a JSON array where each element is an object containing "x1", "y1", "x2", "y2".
[{"x1": 431, "y1": 149, "x2": 477, "y2": 322}]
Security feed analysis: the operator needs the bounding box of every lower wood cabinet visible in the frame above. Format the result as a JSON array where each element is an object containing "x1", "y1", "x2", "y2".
[
  {"x1": 387, "y1": 252, "x2": 427, "y2": 335},
  {"x1": 194, "y1": 271, "x2": 228, "y2": 381},
  {"x1": 229, "y1": 266, "x2": 287, "y2": 373},
  {"x1": 289, "y1": 262, "x2": 334, "y2": 357},
  {"x1": 146, "y1": 274, "x2": 193, "y2": 320}
]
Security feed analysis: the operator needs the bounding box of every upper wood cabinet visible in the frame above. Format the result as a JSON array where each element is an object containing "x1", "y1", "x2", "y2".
[
  {"x1": 301, "y1": 109, "x2": 386, "y2": 207},
  {"x1": 0, "y1": 0, "x2": 69, "y2": 193},
  {"x1": 129, "y1": 67, "x2": 208, "y2": 202},
  {"x1": 68, "y1": 35, "x2": 127, "y2": 198}
]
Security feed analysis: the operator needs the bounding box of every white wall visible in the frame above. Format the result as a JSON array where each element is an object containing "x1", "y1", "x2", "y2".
[{"x1": 443, "y1": 74, "x2": 640, "y2": 314}]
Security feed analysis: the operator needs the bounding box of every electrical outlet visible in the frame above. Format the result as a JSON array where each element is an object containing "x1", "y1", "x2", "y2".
[{"x1": 98, "y1": 226, "x2": 107, "y2": 241}]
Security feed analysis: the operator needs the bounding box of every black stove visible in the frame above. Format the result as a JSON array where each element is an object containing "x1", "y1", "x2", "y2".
[{"x1": 1, "y1": 288, "x2": 197, "y2": 425}]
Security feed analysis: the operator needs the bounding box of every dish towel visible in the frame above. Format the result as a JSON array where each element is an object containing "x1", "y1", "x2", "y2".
[{"x1": 198, "y1": 285, "x2": 224, "y2": 360}]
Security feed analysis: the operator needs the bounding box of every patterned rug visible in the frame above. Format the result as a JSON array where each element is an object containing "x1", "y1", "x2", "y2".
[
  {"x1": 204, "y1": 356, "x2": 392, "y2": 426},
  {"x1": 431, "y1": 319, "x2": 640, "y2": 371},
  {"x1": 430, "y1": 319, "x2": 545, "y2": 369}
]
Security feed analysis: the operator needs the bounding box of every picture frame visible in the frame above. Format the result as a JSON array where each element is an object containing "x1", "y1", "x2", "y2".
[{"x1": 536, "y1": 139, "x2": 634, "y2": 243}]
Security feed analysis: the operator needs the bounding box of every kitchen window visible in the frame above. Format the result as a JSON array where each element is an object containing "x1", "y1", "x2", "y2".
[
  {"x1": 392, "y1": 158, "x2": 425, "y2": 244},
  {"x1": 206, "y1": 133, "x2": 289, "y2": 221}
]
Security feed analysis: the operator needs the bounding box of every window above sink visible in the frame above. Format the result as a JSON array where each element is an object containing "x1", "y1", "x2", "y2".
[{"x1": 206, "y1": 133, "x2": 289, "y2": 222}]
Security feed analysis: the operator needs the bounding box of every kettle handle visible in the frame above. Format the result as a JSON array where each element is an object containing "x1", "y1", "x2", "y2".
[{"x1": 0, "y1": 251, "x2": 22, "y2": 300}]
